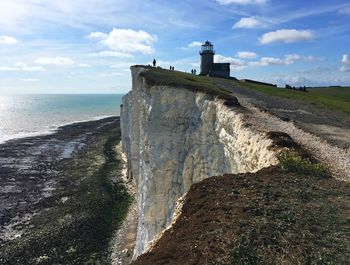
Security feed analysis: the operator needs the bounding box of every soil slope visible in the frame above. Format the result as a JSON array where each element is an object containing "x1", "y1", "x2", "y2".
[{"x1": 132, "y1": 167, "x2": 350, "y2": 265}]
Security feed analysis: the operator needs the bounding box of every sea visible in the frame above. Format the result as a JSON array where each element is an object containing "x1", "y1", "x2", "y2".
[{"x1": 0, "y1": 94, "x2": 124, "y2": 144}]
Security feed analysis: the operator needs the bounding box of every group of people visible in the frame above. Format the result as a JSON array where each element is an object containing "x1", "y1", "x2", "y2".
[
  {"x1": 285, "y1": 84, "x2": 308, "y2": 92},
  {"x1": 152, "y1": 59, "x2": 175, "y2": 71},
  {"x1": 152, "y1": 59, "x2": 197, "y2": 75}
]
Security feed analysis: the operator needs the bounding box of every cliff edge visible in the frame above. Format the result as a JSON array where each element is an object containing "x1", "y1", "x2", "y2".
[
  {"x1": 122, "y1": 66, "x2": 284, "y2": 258},
  {"x1": 120, "y1": 66, "x2": 350, "y2": 264}
]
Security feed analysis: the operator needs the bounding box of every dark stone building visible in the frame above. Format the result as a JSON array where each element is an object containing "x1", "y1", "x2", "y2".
[{"x1": 199, "y1": 41, "x2": 230, "y2": 78}]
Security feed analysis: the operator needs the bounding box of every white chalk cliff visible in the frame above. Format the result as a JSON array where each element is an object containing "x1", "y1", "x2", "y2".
[{"x1": 120, "y1": 66, "x2": 279, "y2": 258}]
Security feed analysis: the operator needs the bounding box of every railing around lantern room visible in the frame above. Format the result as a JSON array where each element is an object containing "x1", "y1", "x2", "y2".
[{"x1": 200, "y1": 46, "x2": 215, "y2": 54}]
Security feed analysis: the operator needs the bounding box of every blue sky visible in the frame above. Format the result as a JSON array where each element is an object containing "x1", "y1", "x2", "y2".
[{"x1": 0, "y1": 0, "x2": 349, "y2": 94}]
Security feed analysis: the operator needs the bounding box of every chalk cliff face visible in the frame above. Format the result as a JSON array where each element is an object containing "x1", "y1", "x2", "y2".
[{"x1": 121, "y1": 66, "x2": 278, "y2": 258}]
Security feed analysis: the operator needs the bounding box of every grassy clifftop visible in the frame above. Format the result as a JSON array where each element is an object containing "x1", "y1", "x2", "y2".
[
  {"x1": 233, "y1": 80, "x2": 350, "y2": 113},
  {"x1": 133, "y1": 66, "x2": 240, "y2": 107},
  {"x1": 133, "y1": 66, "x2": 350, "y2": 113}
]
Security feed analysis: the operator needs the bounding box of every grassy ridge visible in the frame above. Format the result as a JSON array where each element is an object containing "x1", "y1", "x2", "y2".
[
  {"x1": 234, "y1": 81, "x2": 350, "y2": 113},
  {"x1": 136, "y1": 66, "x2": 240, "y2": 106},
  {"x1": 135, "y1": 66, "x2": 349, "y2": 113}
]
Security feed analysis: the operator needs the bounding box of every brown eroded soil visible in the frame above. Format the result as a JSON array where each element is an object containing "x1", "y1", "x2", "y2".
[{"x1": 132, "y1": 166, "x2": 350, "y2": 265}]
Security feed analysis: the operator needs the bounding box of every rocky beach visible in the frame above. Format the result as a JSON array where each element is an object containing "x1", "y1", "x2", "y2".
[{"x1": 0, "y1": 116, "x2": 132, "y2": 264}]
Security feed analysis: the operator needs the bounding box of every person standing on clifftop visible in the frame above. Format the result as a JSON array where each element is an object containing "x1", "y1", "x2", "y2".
[{"x1": 153, "y1": 59, "x2": 156, "y2": 67}]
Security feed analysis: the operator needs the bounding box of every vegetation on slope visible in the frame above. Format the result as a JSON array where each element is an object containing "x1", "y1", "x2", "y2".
[
  {"x1": 233, "y1": 80, "x2": 350, "y2": 113},
  {"x1": 266, "y1": 131, "x2": 329, "y2": 178},
  {"x1": 132, "y1": 164, "x2": 350, "y2": 265},
  {"x1": 278, "y1": 151, "x2": 329, "y2": 178}
]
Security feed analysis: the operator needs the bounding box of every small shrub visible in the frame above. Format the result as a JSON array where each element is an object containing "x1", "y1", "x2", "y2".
[{"x1": 278, "y1": 152, "x2": 329, "y2": 178}]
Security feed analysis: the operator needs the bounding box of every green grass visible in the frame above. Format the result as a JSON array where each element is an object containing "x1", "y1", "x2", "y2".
[
  {"x1": 278, "y1": 151, "x2": 329, "y2": 178},
  {"x1": 136, "y1": 66, "x2": 350, "y2": 113},
  {"x1": 233, "y1": 80, "x2": 350, "y2": 113},
  {"x1": 136, "y1": 66, "x2": 239, "y2": 105}
]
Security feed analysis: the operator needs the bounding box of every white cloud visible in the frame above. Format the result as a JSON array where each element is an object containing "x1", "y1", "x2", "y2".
[
  {"x1": 20, "y1": 78, "x2": 39, "y2": 82},
  {"x1": 284, "y1": 54, "x2": 301, "y2": 64},
  {"x1": 110, "y1": 62, "x2": 136, "y2": 68},
  {"x1": 214, "y1": 53, "x2": 315, "y2": 70},
  {"x1": 340, "y1": 54, "x2": 350, "y2": 72},
  {"x1": 216, "y1": 0, "x2": 266, "y2": 5},
  {"x1": 215, "y1": 54, "x2": 246, "y2": 70},
  {"x1": 233, "y1": 17, "x2": 262, "y2": 29},
  {"x1": 249, "y1": 54, "x2": 313, "y2": 67},
  {"x1": 0, "y1": 0, "x2": 132, "y2": 31},
  {"x1": 177, "y1": 41, "x2": 203, "y2": 51},
  {"x1": 0, "y1": 66, "x2": 17, "y2": 71},
  {"x1": 99, "y1": 72, "x2": 124, "y2": 77},
  {"x1": 237, "y1": 51, "x2": 257, "y2": 59},
  {"x1": 340, "y1": 66, "x2": 350, "y2": 72},
  {"x1": 15, "y1": 62, "x2": 46, "y2": 71},
  {"x1": 0, "y1": 62, "x2": 45, "y2": 72},
  {"x1": 79, "y1": 63, "x2": 91, "y2": 68},
  {"x1": 0, "y1": 35, "x2": 18, "y2": 45},
  {"x1": 250, "y1": 57, "x2": 284, "y2": 66},
  {"x1": 168, "y1": 18, "x2": 198, "y2": 28},
  {"x1": 88, "y1": 28, "x2": 157, "y2": 55},
  {"x1": 36, "y1": 57, "x2": 74, "y2": 66},
  {"x1": 269, "y1": 71, "x2": 350, "y2": 87},
  {"x1": 87, "y1": 51, "x2": 134, "y2": 58},
  {"x1": 86, "y1": 31, "x2": 108, "y2": 40},
  {"x1": 338, "y1": 6, "x2": 350, "y2": 15},
  {"x1": 22, "y1": 66, "x2": 46, "y2": 71},
  {"x1": 188, "y1": 41, "x2": 202, "y2": 48},
  {"x1": 259, "y1": 29, "x2": 314, "y2": 44},
  {"x1": 277, "y1": 75, "x2": 313, "y2": 86},
  {"x1": 341, "y1": 54, "x2": 350, "y2": 64},
  {"x1": 303, "y1": 55, "x2": 323, "y2": 61}
]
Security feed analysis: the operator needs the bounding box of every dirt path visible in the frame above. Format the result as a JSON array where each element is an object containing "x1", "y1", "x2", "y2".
[
  {"x1": 214, "y1": 80, "x2": 350, "y2": 182},
  {"x1": 247, "y1": 106, "x2": 350, "y2": 181},
  {"x1": 214, "y1": 79, "x2": 350, "y2": 149}
]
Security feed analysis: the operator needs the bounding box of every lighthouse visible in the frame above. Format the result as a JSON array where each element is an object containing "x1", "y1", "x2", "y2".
[
  {"x1": 199, "y1": 41, "x2": 215, "y2": 75},
  {"x1": 199, "y1": 41, "x2": 230, "y2": 78}
]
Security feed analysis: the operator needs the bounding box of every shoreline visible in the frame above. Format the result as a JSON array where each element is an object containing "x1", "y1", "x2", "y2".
[
  {"x1": 0, "y1": 116, "x2": 133, "y2": 264},
  {"x1": 0, "y1": 115, "x2": 120, "y2": 145},
  {"x1": 110, "y1": 143, "x2": 137, "y2": 264}
]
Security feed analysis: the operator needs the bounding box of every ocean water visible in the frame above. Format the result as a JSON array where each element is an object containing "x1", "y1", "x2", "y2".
[{"x1": 0, "y1": 94, "x2": 124, "y2": 143}]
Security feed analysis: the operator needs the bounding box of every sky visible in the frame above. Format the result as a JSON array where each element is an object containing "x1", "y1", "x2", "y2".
[{"x1": 0, "y1": 0, "x2": 350, "y2": 94}]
